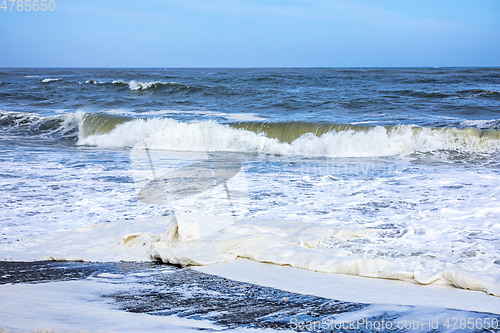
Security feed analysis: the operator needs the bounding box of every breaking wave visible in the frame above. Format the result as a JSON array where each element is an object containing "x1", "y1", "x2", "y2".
[
  {"x1": 41, "y1": 78, "x2": 62, "y2": 83},
  {"x1": 77, "y1": 114, "x2": 500, "y2": 157},
  {"x1": 2, "y1": 111, "x2": 500, "y2": 157},
  {"x1": 111, "y1": 80, "x2": 197, "y2": 92},
  {"x1": 0, "y1": 111, "x2": 79, "y2": 139}
]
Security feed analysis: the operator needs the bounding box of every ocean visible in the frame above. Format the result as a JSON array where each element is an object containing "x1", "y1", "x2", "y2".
[{"x1": 1, "y1": 67, "x2": 499, "y2": 331}]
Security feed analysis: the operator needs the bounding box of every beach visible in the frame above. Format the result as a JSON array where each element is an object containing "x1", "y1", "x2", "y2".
[{"x1": 1, "y1": 67, "x2": 499, "y2": 331}]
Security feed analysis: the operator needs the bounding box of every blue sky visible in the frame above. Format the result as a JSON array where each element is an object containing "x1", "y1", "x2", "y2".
[{"x1": 1, "y1": 0, "x2": 499, "y2": 67}]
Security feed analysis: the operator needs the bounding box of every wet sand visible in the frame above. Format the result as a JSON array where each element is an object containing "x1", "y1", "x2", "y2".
[{"x1": 1, "y1": 261, "x2": 499, "y2": 332}]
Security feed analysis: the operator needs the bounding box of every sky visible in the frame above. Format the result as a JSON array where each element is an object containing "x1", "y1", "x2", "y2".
[{"x1": 1, "y1": 0, "x2": 499, "y2": 67}]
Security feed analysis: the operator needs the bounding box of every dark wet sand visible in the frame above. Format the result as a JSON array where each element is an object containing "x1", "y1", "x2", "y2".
[{"x1": 1, "y1": 261, "x2": 498, "y2": 332}]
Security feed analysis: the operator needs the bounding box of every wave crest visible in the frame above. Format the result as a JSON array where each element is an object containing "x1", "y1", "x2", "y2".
[
  {"x1": 41, "y1": 78, "x2": 62, "y2": 83},
  {"x1": 111, "y1": 80, "x2": 195, "y2": 92},
  {"x1": 78, "y1": 116, "x2": 500, "y2": 157},
  {"x1": 0, "y1": 111, "x2": 79, "y2": 139},
  {"x1": 2, "y1": 111, "x2": 499, "y2": 156}
]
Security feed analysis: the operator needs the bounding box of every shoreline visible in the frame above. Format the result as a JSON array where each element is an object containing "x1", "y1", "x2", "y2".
[{"x1": 1, "y1": 260, "x2": 499, "y2": 332}]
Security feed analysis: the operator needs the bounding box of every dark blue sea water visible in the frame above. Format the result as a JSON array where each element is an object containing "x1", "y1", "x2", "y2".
[
  {"x1": 0, "y1": 68, "x2": 499, "y2": 298},
  {"x1": 1, "y1": 67, "x2": 499, "y2": 126}
]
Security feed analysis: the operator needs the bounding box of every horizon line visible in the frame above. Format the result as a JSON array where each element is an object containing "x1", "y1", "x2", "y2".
[{"x1": 1, "y1": 66, "x2": 499, "y2": 70}]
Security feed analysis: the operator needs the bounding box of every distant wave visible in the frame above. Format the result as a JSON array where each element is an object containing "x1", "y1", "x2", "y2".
[
  {"x1": 111, "y1": 80, "x2": 197, "y2": 92},
  {"x1": 41, "y1": 78, "x2": 62, "y2": 83},
  {"x1": 382, "y1": 89, "x2": 500, "y2": 100},
  {"x1": 85, "y1": 79, "x2": 105, "y2": 85},
  {"x1": 458, "y1": 89, "x2": 500, "y2": 99},
  {"x1": 79, "y1": 79, "x2": 201, "y2": 93},
  {"x1": 461, "y1": 119, "x2": 500, "y2": 130},
  {"x1": 53, "y1": 78, "x2": 234, "y2": 96}
]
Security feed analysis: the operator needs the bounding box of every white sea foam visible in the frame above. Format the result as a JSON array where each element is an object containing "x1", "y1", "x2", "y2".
[
  {"x1": 3, "y1": 136, "x2": 500, "y2": 295},
  {"x1": 6, "y1": 132, "x2": 499, "y2": 296},
  {"x1": 461, "y1": 118, "x2": 500, "y2": 129},
  {"x1": 85, "y1": 79, "x2": 105, "y2": 84},
  {"x1": 0, "y1": 278, "x2": 220, "y2": 332},
  {"x1": 111, "y1": 80, "x2": 181, "y2": 91},
  {"x1": 78, "y1": 117, "x2": 500, "y2": 157},
  {"x1": 154, "y1": 217, "x2": 500, "y2": 296},
  {"x1": 128, "y1": 80, "x2": 162, "y2": 91},
  {"x1": 196, "y1": 259, "x2": 500, "y2": 314},
  {"x1": 1, "y1": 214, "x2": 498, "y2": 296},
  {"x1": 3, "y1": 111, "x2": 500, "y2": 300},
  {"x1": 41, "y1": 78, "x2": 61, "y2": 83},
  {"x1": 2, "y1": 144, "x2": 499, "y2": 298}
]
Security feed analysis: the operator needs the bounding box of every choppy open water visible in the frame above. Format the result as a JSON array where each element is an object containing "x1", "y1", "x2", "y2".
[{"x1": 1, "y1": 68, "x2": 500, "y2": 297}]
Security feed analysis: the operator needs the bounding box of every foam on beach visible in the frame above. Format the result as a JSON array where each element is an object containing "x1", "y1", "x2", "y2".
[{"x1": 1, "y1": 213, "x2": 499, "y2": 298}]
